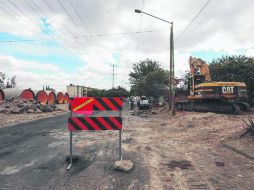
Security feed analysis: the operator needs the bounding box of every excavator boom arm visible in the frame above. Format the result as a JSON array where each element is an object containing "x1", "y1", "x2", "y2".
[{"x1": 189, "y1": 56, "x2": 211, "y2": 81}]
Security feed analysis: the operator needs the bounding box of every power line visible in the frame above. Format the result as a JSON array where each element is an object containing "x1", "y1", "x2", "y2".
[
  {"x1": 41, "y1": 0, "x2": 84, "y2": 50},
  {"x1": 27, "y1": 0, "x2": 43, "y2": 16},
  {"x1": 3, "y1": 0, "x2": 58, "y2": 48},
  {"x1": 57, "y1": 0, "x2": 79, "y2": 29},
  {"x1": 68, "y1": 0, "x2": 112, "y2": 58},
  {"x1": 30, "y1": 0, "x2": 45, "y2": 16},
  {"x1": 41, "y1": 0, "x2": 56, "y2": 15},
  {"x1": 56, "y1": 0, "x2": 88, "y2": 47},
  {"x1": 67, "y1": 0, "x2": 94, "y2": 47},
  {"x1": 56, "y1": 0, "x2": 90, "y2": 50},
  {"x1": 3, "y1": 0, "x2": 40, "y2": 34},
  {"x1": 39, "y1": 0, "x2": 83, "y2": 50},
  {"x1": 7, "y1": 0, "x2": 46, "y2": 33},
  {"x1": 22, "y1": 0, "x2": 83, "y2": 56},
  {"x1": 5, "y1": 0, "x2": 84, "y2": 63},
  {"x1": 0, "y1": 29, "x2": 169, "y2": 43},
  {"x1": 24, "y1": 0, "x2": 42, "y2": 17},
  {"x1": 0, "y1": 1, "x2": 53, "y2": 48},
  {"x1": 175, "y1": 0, "x2": 212, "y2": 43},
  {"x1": 25, "y1": 0, "x2": 72, "y2": 49},
  {"x1": 68, "y1": 0, "x2": 90, "y2": 35}
]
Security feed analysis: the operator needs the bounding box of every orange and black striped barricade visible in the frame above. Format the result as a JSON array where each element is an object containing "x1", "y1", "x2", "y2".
[{"x1": 66, "y1": 97, "x2": 124, "y2": 171}]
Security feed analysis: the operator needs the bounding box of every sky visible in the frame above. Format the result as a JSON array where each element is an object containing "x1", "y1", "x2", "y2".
[{"x1": 0, "y1": 0, "x2": 254, "y2": 92}]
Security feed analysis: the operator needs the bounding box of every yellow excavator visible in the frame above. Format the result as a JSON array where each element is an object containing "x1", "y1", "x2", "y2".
[{"x1": 175, "y1": 56, "x2": 250, "y2": 114}]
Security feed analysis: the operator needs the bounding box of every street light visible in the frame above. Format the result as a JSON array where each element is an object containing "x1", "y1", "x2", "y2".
[
  {"x1": 134, "y1": 9, "x2": 141, "y2": 13},
  {"x1": 134, "y1": 9, "x2": 175, "y2": 116}
]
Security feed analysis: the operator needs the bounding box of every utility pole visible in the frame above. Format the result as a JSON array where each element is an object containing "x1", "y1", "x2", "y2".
[
  {"x1": 112, "y1": 64, "x2": 117, "y2": 88},
  {"x1": 134, "y1": 9, "x2": 175, "y2": 115},
  {"x1": 169, "y1": 23, "x2": 175, "y2": 116}
]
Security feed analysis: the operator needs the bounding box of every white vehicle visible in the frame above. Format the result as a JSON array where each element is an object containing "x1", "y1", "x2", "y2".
[{"x1": 138, "y1": 96, "x2": 150, "y2": 109}]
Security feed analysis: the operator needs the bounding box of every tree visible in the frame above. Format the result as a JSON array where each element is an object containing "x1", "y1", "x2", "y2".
[
  {"x1": 6, "y1": 79, "x2": 11, "y2": 88},
  {"x1": 175, "y1": 71, "x2": 191, "y2": 96},
  {"x1": 0, "y1": 72, "x2": 5, "y2": 89},
  {"x1": 129, "y1": 59, "x2": 169, "y2": 104},
  {"x1": 87, "y1": 88, "x2": 105, "y2": 97},
  {"x1": 104, "y1": 86, "x2": 129, "y2": 97},
  {"x1": 0, "y1": 72, "x2": 17, "y2": 89},
  {"x1": 45, "y1": 85, "x2": 55, "y2": 91},
  {"x1": 10, "y1": 76, "x2": 16, "y2": 88},
  {"x1": 87, "y1": 86, "x2": 129, "y2": 97},
  {"x1": 209, "y1": 55, "x2": 254, "y2": 101}
]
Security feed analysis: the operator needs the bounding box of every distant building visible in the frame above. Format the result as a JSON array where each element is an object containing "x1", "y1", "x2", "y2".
[{"x1": 67, "y1": 84, "x2": 92, "y2": 98}]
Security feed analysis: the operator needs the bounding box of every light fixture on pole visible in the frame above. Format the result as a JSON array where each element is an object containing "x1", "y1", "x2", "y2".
[{"x1": 134, "y1": 9, "x2": 175, "y2": 115}]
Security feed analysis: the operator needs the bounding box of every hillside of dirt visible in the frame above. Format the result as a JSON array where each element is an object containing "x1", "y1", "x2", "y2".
[{"x1": 122, "y1": 109, "x2": 254, "y2": 189}]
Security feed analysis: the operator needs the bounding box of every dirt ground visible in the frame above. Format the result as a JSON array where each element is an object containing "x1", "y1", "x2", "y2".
[
  {"x1": 122, "y1": 109, "x2": 254, "y2": 190},
  {"x1": 1, "y1": 104, "x2": 254, "y2": 189},
  {"x1": 0, "y1": 104, "x2": 68, "y2": 128},
  {"x1": 50, "y1": 107, "x2": 254, "y2": 190}
]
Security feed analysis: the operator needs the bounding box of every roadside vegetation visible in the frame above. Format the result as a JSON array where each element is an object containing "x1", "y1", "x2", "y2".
[
  {"x1": 87, "y1": 86, "x2": 129, "y2": 97},
  {"x1": 0, "y1": 72, "x2": 16, "y2": 89},
  {"x1": 241, "y1": 115, "x2": 254, "y2": 137},
  {"x1": 209, "y1": 55, "x2": 254, "y2": 103},
  {"x1": 129, "y1": 59, "x2": 169, "y2": 105}
]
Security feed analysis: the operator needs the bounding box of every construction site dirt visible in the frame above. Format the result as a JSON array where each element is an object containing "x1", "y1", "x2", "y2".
[{"x1": 1, "y1": 105, "x2": 254, "y2": 189}]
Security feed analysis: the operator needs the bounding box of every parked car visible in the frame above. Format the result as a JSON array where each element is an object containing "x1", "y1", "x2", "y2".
[{"x1": 138, "y1": 96, "x2": 150, "y2": 110}]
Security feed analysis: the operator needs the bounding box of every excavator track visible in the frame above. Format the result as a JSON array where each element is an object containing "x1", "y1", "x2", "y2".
[
  {"x1": 175, "y1": 101, "x2": 241, "y2": 114},
  {"x1": 236, "y1": 102, "x2": 251, "y2": 112}
]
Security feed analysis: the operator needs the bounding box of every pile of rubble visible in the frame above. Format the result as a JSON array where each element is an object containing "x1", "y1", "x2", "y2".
[
  {"x1": 0, "y1": 97, "x2": 58, "y2": 114},
  {"x1": 130, "y1": 105, "x2": 168, "y2": 117}
]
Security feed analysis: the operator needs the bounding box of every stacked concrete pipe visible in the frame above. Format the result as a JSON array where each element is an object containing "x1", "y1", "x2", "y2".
[
  {"x1": 46, "y1": 91, "x2": 56, "y2": 105},
  {"x1": 64, "y1": 92, "x2": 69, "y2": 104},
  {"x1": 56, "y1": 92, "x2": 64, "y2": 104},
  {"x1": 34, "y1": 90, "x2": 48, "y2": 105},
  {"x1": 0, "y1": 89, "x2": 4, "y2": 101},
  {"x1": 3, "y1": 88, "x2": 35, "y2": 100}
]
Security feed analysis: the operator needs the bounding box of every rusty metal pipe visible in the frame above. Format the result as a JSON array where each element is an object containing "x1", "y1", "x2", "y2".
[
  {"x1": 56, "y1": 92, "x2": 64, "y2": 104},
  {"x1": 34, "y1": 90, "x2": 48, "y2": 105},
  {"x1": 3, "y1": 88, "x2": 35, "y2": 100},
  {"x1": 46, "y1": 91, "x2": 56, "y2": 105},
  {"x1": 64, "y1": 92, "x2": 69, "y2": 104}
]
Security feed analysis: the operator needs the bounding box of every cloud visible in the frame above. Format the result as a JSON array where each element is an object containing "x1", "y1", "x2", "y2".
[
  {"x1": 0, "y1": 54, "x2": 60, "y2": 72},
  {"x1": 0, "y1": 0, "x2": 254, "y2": 91},
  {"x1": 0, "y1": 54, "x2": 113, "y2": 91}
]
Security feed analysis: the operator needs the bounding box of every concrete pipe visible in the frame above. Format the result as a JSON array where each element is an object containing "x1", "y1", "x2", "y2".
[
  {"x1": 0, "y1": 89, "x2": 4, "y2": 101},
  {"x1": 46, "y1": 91, "x2": 56, "y2": 105},
  {"x1": 64, "y1": 92, "x2": 69, "y2": 104},
  {"x1": 56, "y1": 92, "x2": 64, "y2": 104},
  {"x1": 34, "y1": 90, "x2": 48, "y2": 105},
  {"x1": 3, "y1": 88, "x2": 35, "y2": 100}
]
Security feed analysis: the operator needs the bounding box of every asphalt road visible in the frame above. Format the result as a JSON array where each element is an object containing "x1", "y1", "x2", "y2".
[{"x1": 0, "y1": 111, "x2": 149, "y2": 190}]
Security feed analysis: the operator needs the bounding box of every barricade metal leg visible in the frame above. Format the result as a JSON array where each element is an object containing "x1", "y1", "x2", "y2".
[
  {"x1": 67, "y1": 131, "x2": 73, "y2": 171},
  {"x1": 119, "y1": 129, "x2": 122, "y2": 160},
  {"x1": 119, "y1": 110, "x2": 122, "y2": 160}
]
